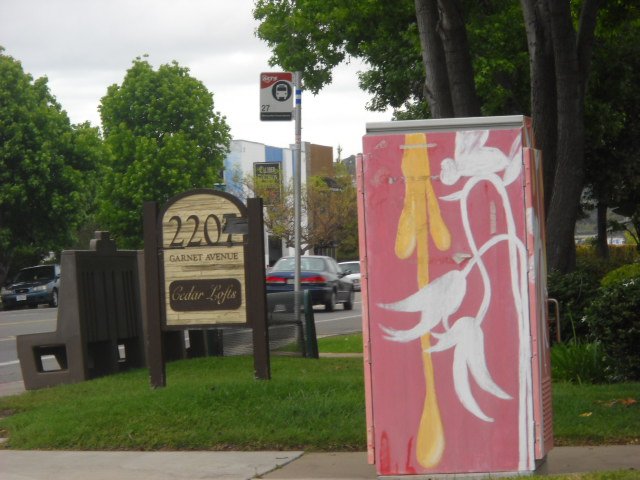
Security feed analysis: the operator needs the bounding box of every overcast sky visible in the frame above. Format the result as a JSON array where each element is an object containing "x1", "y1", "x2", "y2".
[{"x1": 0, "y1": 0, "x2": 393, "y2": 157}]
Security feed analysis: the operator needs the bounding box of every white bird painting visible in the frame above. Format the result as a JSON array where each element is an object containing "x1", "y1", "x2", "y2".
[
  {"x1": 439, "y1": 130, "x2": 522, "y2": 186},
  {"x1": 379, "y1": 270, "x2": 467, "y2": 343}
]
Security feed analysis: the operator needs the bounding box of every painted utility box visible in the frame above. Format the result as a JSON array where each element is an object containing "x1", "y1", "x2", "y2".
[{"x1": 357, "y1": 116, "x2": 552, "y2": 477}]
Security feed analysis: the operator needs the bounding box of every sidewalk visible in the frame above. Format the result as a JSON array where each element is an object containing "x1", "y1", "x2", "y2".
[{"x1": 1, "y1": 446, "x2": 639, "y2": 479}]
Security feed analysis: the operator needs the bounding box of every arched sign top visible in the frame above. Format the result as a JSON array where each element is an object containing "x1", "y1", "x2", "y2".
[{"x1": 161, "y1": 188, "x2": 248, "y2": 219}]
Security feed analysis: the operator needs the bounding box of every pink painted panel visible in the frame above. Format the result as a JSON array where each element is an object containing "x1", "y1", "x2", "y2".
[
  {"x1": 356, "y1": 153, "x2": 376, "y2": 464},
  {"x1": 360, "y1": 125, "x2": 541, "y2": 475},
  {"x1": 523, "y1": 147, "x2": 554, "y2": 458}
]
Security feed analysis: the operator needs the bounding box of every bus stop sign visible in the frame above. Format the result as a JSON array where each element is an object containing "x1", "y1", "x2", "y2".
[{"x1": 260, "y1": 72, "x2": 293, "y2": 121}]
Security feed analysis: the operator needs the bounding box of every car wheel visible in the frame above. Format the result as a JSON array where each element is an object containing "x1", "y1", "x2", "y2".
[
  {"x1": 325, "y1": 290, "x2": 336, "y2": 312},
  {"x1": 49, "y1": 289, "x2": 59, "y2": 308},
  {"x1": 343, "y1": 289, "x2": 354, "y2": 310}
]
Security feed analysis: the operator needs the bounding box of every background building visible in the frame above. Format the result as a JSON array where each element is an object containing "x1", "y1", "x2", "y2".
[{"x1": 223, "y1": 139, "x2": 334, "y2": 266}]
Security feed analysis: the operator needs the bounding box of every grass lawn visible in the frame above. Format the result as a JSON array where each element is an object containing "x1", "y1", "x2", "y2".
[
  {"x1": 0, "y1": 356, "x2": 366, "y2": 451},
  {"x1": 553, "y1": 382, "x2": 640, "y2": 445},
  {"x1": 0, "y1": 334, "x2": 638, "y2": 480},
  {"x1": 0, "y1": 341, "x2": 638, "y2": 452},
  {"x1": 507, "y1": 473, "x2": 640, "y2": 479},
  {"x1": 317, "y1": 333, "x2": 364, "y2": 353}
]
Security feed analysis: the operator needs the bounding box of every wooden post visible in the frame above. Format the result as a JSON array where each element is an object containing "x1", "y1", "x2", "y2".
[
  {"x1": 143, "y1": 201, "x2": 166, "y2": 388},
  {"x1": 247, "y1": 197, "x2": 270, "y2": 380}
]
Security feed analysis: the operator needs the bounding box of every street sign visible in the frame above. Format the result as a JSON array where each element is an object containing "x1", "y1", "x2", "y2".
[
  {"x1": 260, "y1": 72, "x2": 293, "y2": 121},
  {"x1": 254, "y1": 162, "x2": 282, "y2": 205}
]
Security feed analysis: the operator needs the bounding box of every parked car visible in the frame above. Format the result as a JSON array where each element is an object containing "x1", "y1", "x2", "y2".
[
  {"x1": 266, "y1": 255, "x2": 354, "y2": 311},
  {"x1": 1, "y1": 264, "x2": 60, "y2": 310},
  {"x1": 338, "y1": 260, "x2": 361, "y2": 291}
]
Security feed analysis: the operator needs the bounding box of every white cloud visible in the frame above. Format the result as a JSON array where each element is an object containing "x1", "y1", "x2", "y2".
[{"x1": 0, "y1": 0, "x2": 393, "y2": 156}]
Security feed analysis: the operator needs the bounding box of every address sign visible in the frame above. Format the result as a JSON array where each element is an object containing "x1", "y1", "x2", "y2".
[{"x1": 160, "y1": 190, "x2": 248, "y2": 327}]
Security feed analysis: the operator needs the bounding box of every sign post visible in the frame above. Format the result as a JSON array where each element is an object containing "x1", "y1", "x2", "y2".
[
  {"x1": 258, "y1": 70, "x2": 302, "y2": 313},
  {"x1": 293, "y1": 71, "x2": 302, "y2": 309}
]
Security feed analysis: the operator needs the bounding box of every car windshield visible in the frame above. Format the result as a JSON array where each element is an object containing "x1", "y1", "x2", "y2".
[
  {"x1": 342, "y1": 263, "x2": 360, "y2": 273},
  {"x1": 13, "y1": 266, "x2": 55, "y2": 283},
  {"x1": 272, "y1": 257, "x2": 327, "y2": 272}
]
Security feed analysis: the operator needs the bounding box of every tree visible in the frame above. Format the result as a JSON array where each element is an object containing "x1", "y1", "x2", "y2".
[
  {"x1": 254, "y1": 0, "x2": 528, "y2": 118},
  {"x1": 97, "y1": 57, "x2": 231, "y2": 248},
  {"x1": 583, "y1": 4, "x2": 640, "y2": 256},
  {"x1": 244, "y1": 165, "x2": 357, "y2": 255},
  {"x1": 254, "y1": 0, "x2": 609, "y2": 272},
  {"x1": 0, "y1": 48, "x2": 104, "y2": 285}
]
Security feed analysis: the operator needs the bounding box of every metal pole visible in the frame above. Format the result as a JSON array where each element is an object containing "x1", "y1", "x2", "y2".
[{"x1": 293, "y1": 71, "x2": 302, "y2": 319}]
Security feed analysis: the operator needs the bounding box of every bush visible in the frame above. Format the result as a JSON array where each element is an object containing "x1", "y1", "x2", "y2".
[
  {"x1": 609, "y1": 245, "x2": 640, "y2": 264},
  {"x1": 547, "y1": 268, "x2": 601, "y2": 342},
  {"x1": 600, "y1": 262, "x2": 640, "y2": 288},
  {"x1": 547, "y1": 247, "x2": 638, "y2": 343},
  {"x1": 584, "y1": 276, "x2": 640, "y2": 381},
  {"x1": 576, "y1": 244, "x2": 640, "y2": 272},
  {"x1": 551, "y1": 341, "x2": 607, "y2": 384}
]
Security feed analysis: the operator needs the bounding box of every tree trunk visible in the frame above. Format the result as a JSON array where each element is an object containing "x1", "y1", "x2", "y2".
[
  {"x1": 521, "y1": 0, "x2": 557, "y2": 214},
  {"x1": 522, "y1": 0, "x2": 600, "y2": 273},
  {"x1": 0, "y1": 263, "x2": 8, "y2": 287},
  {"x1": 544, "y1": 1, "x2": 586, "y2": 272},
  {"x1": 595, "y1": 202, "x2": 609, "y2": 259},
  {"x1": 415, "y1": 0, "x2": 454, "y2": 118},
  {"x1": 437, "y1": 0, "x2": 481, "y2": 117}
]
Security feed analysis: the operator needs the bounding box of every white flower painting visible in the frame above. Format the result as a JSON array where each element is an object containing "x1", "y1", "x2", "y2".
[{"x1": 378, "y1": 128, "x2": 535, "y2": 471}]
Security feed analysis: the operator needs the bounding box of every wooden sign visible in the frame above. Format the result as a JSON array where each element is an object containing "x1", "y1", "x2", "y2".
[
  {"x1": 144, "y1": 190, "x2": 270, "y2": 387},
  {"x1": 160, "y1": 190, "x2": 249, "y2": 327}
]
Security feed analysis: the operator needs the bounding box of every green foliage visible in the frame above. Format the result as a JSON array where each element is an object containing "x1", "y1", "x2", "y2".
[
  {"x1": 254, "y1": 0, "x2": 529, "y2": 117},
  {"x1": 246, "y1": 162, "x2": 357, "y2": 255},
  {"x1": 0, "y1": 49, "x2": 104, "y2": 283},
  {"x1": 333, "y1": 163, "x2": 359, "y2": 261},
  {"x1": 585, "y1": 276, "x2": 640, "y2": 381},
  {"x1": 336, "y1": 213, "x2": 359, "y2": 261},
  {"x1": 550, "y1": 247, "x2": 640, "y2": 381},
  {"x1": 577, "y1": 245, "x2": 640, "y2": 272},
  {"x1": 97, "y1": 57, "x2": 231, "y2": 248},
  {"x1": 607, "y1": 245, "x2": 640, "y2": 265},
  {"x1": 547, "y1": 246, "x2": 640, "y2": 343},
  {"x1": 583, "y1": 4, "x2": 640, "y2": 246},
  {"x1": 548, "y1": 267, "x2": 601, "y2": 342},
  {"x1": 601, "y1": 263, "x2": 640, "y2": 288},
  {"x1": 551, "y1": 342, "x2": 607, "y2": 384},
  {"x1": 466, "y1": 1, "x2": 530, "y2": 116}
]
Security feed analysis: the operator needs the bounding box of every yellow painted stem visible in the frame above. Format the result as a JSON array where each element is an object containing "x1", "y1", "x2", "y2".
[
  {"x1": 396, "y1": 133, "x2": 449, "y2": 469},
  {"x1": 416, "y1": 334, "x2": 445, "y2": 467}
]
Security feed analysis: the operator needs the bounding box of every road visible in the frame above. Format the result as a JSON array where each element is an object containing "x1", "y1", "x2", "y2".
[
  {"x1": 0, "y1": 306, "x2": 57, "y2": 384},
  {"x1": 311, "y1": 291, "x2": 363, "y2": 338},
  {"x1": 0, "y1": 293, "x2": 363, "y2": 385}
]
